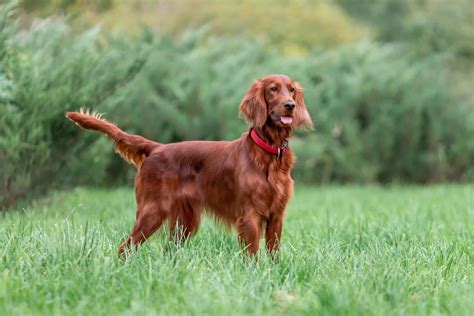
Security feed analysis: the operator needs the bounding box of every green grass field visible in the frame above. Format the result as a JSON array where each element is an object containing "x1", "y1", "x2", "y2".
[{"x1": 1, "y1": 185, "x2": 473, "y2": 315}]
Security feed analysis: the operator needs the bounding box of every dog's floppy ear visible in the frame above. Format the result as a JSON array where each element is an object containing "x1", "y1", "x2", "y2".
[
  {"x1": 239, "y1": 80, "x2": 267, "y2": 127},
  {"x1": 293, "y1": 82, "x2": 313, "y2": 130}
]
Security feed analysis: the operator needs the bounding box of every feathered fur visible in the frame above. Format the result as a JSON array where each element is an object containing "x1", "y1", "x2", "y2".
[{"x1": 66, "y1": 109, "x2": 159, "y2": 168}]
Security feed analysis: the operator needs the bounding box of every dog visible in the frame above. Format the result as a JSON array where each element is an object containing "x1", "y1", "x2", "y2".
[{"x1": 66, "y1": 74, "x2": 312, "y2": 256}]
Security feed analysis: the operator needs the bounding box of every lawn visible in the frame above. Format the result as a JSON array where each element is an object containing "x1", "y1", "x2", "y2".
[{"x1": 1, "y1": 185, "x2": 473, "y2": 315}]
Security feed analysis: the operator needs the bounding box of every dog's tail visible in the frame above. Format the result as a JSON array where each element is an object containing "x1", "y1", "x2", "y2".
[{"x1": 66, "y1": 109, "x2": 159, "y2": 169}]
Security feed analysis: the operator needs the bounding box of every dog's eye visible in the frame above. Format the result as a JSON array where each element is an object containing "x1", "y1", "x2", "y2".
[
  {"x1": 270, "y1": 86, "x2": 278, "y2": 92},
  {"x1": 289, "y1": 87, "x2": 295, "y2": 93}
]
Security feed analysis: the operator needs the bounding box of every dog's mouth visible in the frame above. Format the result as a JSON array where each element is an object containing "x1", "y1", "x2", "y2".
[{"x1": 271, "y1": 113, "x2": 293, "y2": 125}]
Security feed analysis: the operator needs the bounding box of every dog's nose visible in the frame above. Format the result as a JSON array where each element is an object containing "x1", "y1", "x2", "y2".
[{"x1": 284, "y1": 101, "x2": 295, "y2": 111}]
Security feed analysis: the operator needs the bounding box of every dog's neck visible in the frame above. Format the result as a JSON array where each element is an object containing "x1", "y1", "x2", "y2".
[{"x1": 253, "y1": 124, "x2": 291, "y2": 148}]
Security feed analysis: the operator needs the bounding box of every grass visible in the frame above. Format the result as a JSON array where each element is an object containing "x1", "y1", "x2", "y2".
[{"x1": 1, "y1": 185, "x2": 473, "y2": 315}]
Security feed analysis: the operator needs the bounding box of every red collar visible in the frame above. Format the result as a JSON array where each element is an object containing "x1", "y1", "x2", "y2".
[{"x1": 249, "y1": 128, "x2": 288, "y2": 158}]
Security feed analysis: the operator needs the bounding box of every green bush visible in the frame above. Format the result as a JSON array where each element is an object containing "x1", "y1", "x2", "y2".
[
  {"x1": 292, "y1": 44, "x2": 474, "y2": 183},
  {"x1": 336, "y1": 0, "x2": 474, "y2": 59},
  {"x1": 0, "y1": 4, "x2": 149, "y2": 208},
  {"x1": 336, "y1": 0, "x2": 474, "y2": 108}
]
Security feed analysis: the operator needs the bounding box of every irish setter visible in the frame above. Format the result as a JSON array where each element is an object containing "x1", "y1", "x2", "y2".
[{"x1": 66, "y1": 74, "x2": 312, "y2": 256}]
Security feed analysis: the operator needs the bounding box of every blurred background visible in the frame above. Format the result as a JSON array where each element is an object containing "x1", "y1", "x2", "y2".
[{"x1": 1, "y1": 0, "x2": 473, "y2": 209}]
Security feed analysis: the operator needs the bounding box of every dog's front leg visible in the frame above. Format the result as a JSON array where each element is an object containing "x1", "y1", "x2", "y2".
[
  {"x1": 236, "y1": 213, "x2": 261, "y2": 256},
  {"x1": 265, "y1": 213, "x2": 283, "y2": 258}
]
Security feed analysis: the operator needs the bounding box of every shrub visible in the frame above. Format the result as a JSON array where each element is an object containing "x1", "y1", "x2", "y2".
[
  {"x1": 0, "y1": 3, "x2": 149, "y2": 208},
  {"x1": 292, "y1": 43, "x2": 474, "y2": 183},
  {"x1": 336, "y1": 0, "x2": 474, "y2": 58}
]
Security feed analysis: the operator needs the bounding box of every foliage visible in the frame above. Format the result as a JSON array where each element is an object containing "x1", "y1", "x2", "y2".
[
  {"x1": 0, "y1": 3, "x2": 150, "y2": 208},
  {"x1": 1, "y1": 2, "x2": 473, "y2": 208},
  {"x1": 292, "y1": 44, "x2": 474, "y2": 183},
  {"x1": 1, "y1": 185, "x2": 473, "y2": 315},
  {"x1": 17, "y1": 0, "x2": 370, "y2": 53},
  {"x1": 150, "y1": 0, "x2": 370, "y2": 52},
  {"x1": 20, "y1": 0, "x2": 114, "y2": 15},
  {"x1": 336, "y1": 0, "x2": 474, "y2": 151},
  {"x1": 337, "y1": 0, "x2": 474, "y2": 58}
]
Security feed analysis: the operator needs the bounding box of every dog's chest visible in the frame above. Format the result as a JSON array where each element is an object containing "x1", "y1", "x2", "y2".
[{"x1": 266, "y1": 161, "x2": 294, "y2": 214}]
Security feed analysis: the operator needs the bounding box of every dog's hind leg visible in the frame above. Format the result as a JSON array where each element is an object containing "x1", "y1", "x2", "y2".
[{"x1": 118, "y1": 202, "x2": 167, "y2": 256}]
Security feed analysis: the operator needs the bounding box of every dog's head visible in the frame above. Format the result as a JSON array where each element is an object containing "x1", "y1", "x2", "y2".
[{"x1": 239, "y1": 74, "x2": 313, "y2": 130}]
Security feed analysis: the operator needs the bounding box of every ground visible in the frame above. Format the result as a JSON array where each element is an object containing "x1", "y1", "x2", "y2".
[{"x1": 1, "y1": 185, "x2": 473, "y2": 315}]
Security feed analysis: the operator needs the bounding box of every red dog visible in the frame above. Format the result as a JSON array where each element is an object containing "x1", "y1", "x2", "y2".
[{"x1": 66, "y1": 74, "x2": 312, "y2": 256}]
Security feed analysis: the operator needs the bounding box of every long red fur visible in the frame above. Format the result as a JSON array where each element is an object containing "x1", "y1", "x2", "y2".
[
  {"x1": 66, "y1": 110, "x2": 158, "y2": 168},
  {"x1": 66, "y1": 75, "x2": 312, "y2": 256}
]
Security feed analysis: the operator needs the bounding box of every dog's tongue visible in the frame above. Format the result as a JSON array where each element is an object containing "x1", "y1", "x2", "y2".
[{"x1": 280, "y1": 116, "x2": 293, "y2": 125}]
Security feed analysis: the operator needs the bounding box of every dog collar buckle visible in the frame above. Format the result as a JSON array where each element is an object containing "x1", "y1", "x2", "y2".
[{"x1": 277, "y1": 140, "x2": 288, "y2": 158}]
